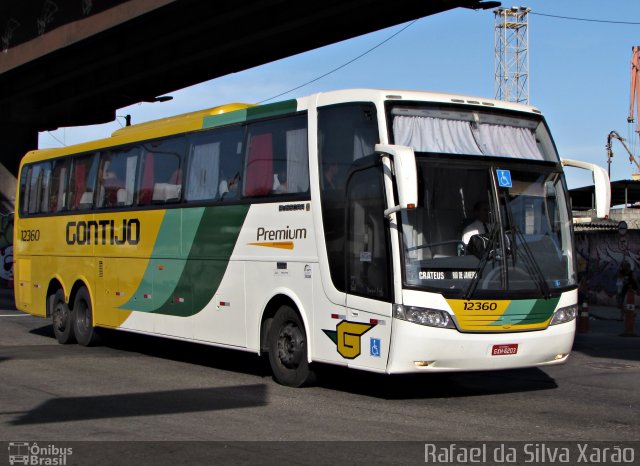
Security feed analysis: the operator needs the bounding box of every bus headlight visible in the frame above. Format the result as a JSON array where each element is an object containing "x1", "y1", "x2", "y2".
[
  {"x1": 550, "y1": 304, "x2": 578, "y2": 325},
  {"x1": 393, "y1": 304, "x2": 456, "y2": 329}
]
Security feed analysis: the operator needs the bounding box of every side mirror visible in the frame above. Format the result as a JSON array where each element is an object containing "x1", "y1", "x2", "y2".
[
  {"x1": 561, "y1": 158, "x2": 611, "y2": 219},
  {"x1": 375, "y1": 144, "x2": 418, "y2": 216}
]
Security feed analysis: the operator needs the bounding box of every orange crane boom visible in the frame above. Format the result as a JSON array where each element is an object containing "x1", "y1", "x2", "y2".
[{"x1": 629, "y1": 45, "x2": 640, "y2": 132}]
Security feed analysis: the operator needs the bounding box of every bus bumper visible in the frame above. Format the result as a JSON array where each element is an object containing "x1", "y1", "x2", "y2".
[{"x1": 386, "y1": 318, "x2": 575, "y2": 373}]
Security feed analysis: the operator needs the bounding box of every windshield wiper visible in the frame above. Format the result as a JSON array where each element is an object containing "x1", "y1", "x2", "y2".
[
  {"x1": 500, "y1": 191, "x2": 551, "y2": 299},
  {"x1": 464, "y1": 222, "x2": 500, "y2": 300},
  {"x1": 512, "y1": 227, "x2": 551, "y2": 299}
]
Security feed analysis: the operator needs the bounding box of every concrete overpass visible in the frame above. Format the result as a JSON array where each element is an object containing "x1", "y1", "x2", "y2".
[{"x1": 0, "y1": 0, "x2": 498, "y2": 210}]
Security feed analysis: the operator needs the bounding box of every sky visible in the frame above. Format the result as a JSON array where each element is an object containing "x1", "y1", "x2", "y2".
[{"x1": 38, "y1": 0, "x2": 640, "y2": 189}]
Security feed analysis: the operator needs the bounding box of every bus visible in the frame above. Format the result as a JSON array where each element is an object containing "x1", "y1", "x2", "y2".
[{"x1": 14, "y1": 89, "x2": 610, "y2": 387}]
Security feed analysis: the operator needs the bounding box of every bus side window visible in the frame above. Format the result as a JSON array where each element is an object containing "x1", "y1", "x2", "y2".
[
  {"x1": 26, "y1": 162, "x2": 51, "y2": 214},
  {"x1": 186, "y1": 127, "x2": 244, "y2": 203},
  {"x1": 19, "y1": 166, "x2": 31, "y2": 215},
  {"x1": 67, "y1": 153, "x2": 98, "y2": 211},
  {"x1": 97, "y1": 148, "x2": 138, "y2": 208},
  {"x1": 22, "y1": 162, "x2": 52, "y2": 215},
  {"x1": 50, "y1": 158, "x2": 69, "y2": 213},
  {"x1": 137, "y1": 137, "x2": 185, "y2": 206},
  {"x1": 242, "y1": 114, "x2": 308, "y2": 198}
]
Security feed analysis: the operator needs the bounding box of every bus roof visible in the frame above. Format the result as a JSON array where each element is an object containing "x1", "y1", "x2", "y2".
[
  {"x1": 23, "y1": 88, "x2": 544, "y2": 164},
  {"x1": 23, "y1": 102, "x2": 254, "y2": 163}
]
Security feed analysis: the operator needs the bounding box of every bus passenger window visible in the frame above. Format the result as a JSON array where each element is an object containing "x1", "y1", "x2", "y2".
[
  {"x1": 186, "y1": 126, "x2": 243, "y2": 203},
  {"x1": 67, "y1": 154, "x2": 98, "y2": 211},
  {"x1": 21, "y1": 163, "x2": 52, "y2": 215},
  {"x1": 243, "y1": 115, "x2": 308, "y2": 198},
  {"x1": 50, "y1": 159, "x2": 69, "y2": 212},
  {"x1": 137, "y1": 137, "x2": 185, "y2": 205},
  {"x1": 97, "y1": 148, "x2": 138, "y2": 208}
]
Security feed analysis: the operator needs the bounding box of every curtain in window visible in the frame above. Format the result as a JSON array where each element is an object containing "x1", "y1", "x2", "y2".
[
  {"x1": 245, "y1": 133, "x2": 273, "y2": 197},
  {"x1": 40, "y1": 167, "x2": 51, "y2": 212},
  {"x1": 187, "y1": 142, "x2": 220, "y2": 201},
  {"x1": 393, "y1": 116, "x2": 482, "y2": 155},
  {"x1": 393, "y1": 115, "x2": 544, "y2": 160},
  {"x1": 56, "y1": 166, "x2": 67, "y2": 211},
  {"x1": 125, "y1": 156, "x2": 137, "y2": 205},
  {"x1": 286, "y1": 128, "x2": 308, "y2": 193},
  {"x1": 353, "y1": 126, "x2": 378, "y2": 160},
  {"x1": 139, "y1": 154, "x2": 155, "y2": 205},
  {"x1": 475, "y1": 123, "x2": 543, "y2": 160},
  {"x1": 74, "y1": 163, "x2": 86, "y2": 209},
  {"x1": 29, "y1": 167, "x2": 43, "y2": 213}
]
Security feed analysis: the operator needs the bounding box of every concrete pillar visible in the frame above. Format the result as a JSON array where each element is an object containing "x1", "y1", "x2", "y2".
[{"x1": 0, "y1": 163, "x2": 16, "y2": 213}]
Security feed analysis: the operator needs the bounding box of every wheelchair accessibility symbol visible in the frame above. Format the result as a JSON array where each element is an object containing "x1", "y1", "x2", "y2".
[
  {"x1": 496, "y1": 169, "x2": 512, "y2": 188},
  {"x1": 370, "y1": 338, "x2": 381, "y2": 357}
]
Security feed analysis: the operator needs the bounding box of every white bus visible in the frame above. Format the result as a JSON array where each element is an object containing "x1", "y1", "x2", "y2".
[{"x1": 14, "y1": 89, "x2": 610, "y2": 386}]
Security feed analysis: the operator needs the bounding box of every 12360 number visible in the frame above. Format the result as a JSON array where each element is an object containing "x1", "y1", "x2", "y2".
[
  {"x1": 463, "y1": 301, "x2": 498, "y2": 311},
  {"x1": 21, "y1": 229, "x2": 40, "y2": 242}
]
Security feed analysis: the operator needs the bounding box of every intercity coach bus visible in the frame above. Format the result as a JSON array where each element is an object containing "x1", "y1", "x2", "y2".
[{"x1": 14, "y1": 89, "x2": 610, "y2": 386}]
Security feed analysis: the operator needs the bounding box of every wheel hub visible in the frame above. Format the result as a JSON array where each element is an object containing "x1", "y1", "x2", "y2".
[
  {"x1": 277, "y1": 323, "x2": 304, "y2": 368},
  {"x1": 53, "y1": 303, "x2": 68, "y2": 331}
]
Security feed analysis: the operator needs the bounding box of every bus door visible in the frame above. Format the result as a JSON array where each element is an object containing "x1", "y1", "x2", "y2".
[
  {"x1": 343, "y1": 163, "x2": 393, "y2": 371},
  {"x1": 316, "y1": 102, "x2": 391, "y2": 370}
]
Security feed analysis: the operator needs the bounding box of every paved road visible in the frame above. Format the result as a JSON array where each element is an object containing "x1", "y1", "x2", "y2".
[{"x1": 1, "y1": 298, "x2": 639, "y2": 464}]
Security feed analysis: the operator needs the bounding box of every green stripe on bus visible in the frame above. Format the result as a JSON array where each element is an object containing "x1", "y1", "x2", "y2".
[
  {"x1": 202, "y1": 100, "x2": 298, "y2": 129},
  {"x1": 119, "y1": 208, "x2": 202, "y2": 312},
  {"x1": 489, "y1": 297, "x2": 559, "y2": 326},
  {"x1": 120, "y1": 205, "x2": 250, "y2": 317},
  {"x1": 202, "y1": 110, "x2": 249, "y2": 129},
  {"x1": 246, "y1": 100, "x2": 298, "y2": 120}
]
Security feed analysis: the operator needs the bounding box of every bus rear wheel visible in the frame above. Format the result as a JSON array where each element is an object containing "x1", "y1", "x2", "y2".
[
  {"x1": 72, "y1": 287, "x2": 99, "y2": 347},
  {"x1": 50, "y1": 289, "x2": 75, "y2": 344},
  {"x1": 268, "y1": 306, "x2": 314, "y2": 387}
]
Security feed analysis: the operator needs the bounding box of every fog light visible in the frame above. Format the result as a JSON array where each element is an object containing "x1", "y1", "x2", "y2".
[
  {"x1": 554, "y1": 353, "x2": 568, "y2": 360},
  {"x1": 414, "y1": 361, "x2": 434, "y2": 367}
]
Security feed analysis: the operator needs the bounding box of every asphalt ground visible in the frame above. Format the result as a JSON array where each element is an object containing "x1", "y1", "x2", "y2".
[{"x1": 1, "y1": 289, "x2": 639, "y2": 465}]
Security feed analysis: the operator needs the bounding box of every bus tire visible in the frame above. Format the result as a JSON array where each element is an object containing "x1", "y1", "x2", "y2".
[
  {"x1": 72, "y1": 287, "x2": 99, "y2": 347},
  {"x1": 268, "y1": 306, "x2": 314, "y2": 387},
  {"x1": 50, "y1": 289, "x2": 75, "y2": 344}
]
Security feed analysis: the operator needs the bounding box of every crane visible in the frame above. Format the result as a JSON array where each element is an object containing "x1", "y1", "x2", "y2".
[
  {"x1": 608, "y1": 46, "x2": 640, "y2": 180},
  {"x1": 606, "y1": 130, "x2": 640, "y2": 180},
  {"x1": 629, "y1": 45, "x2": 640, "y2": 132}
]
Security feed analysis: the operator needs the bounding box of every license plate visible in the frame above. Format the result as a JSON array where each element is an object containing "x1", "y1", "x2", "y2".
[{"x1": 492, "y1": 344, "x2": 518, "y2": 356}]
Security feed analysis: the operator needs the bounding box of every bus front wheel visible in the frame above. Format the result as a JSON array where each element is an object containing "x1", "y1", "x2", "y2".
[
  {"x1": 72, "y1": 287, "x2": 99, "y2": 347},
  {"x1": 50, "y1": 289, "x2": 75, "y2": 344},
  {"x1": 268, "y1": 306, "x2": 314, "y2": 387}
]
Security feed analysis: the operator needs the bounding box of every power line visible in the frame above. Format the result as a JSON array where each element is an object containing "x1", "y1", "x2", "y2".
[
  {"x1": 531, "y1": 11, "x2": 640, "y2": 25},
  {"x1": 257, "y1": 19, "x2": 419, "y2": 104}
]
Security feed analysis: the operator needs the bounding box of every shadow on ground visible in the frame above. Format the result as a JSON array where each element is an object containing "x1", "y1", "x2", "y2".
[{"x1": 10, "y1": 384, "x2": 267, "y2": 425}]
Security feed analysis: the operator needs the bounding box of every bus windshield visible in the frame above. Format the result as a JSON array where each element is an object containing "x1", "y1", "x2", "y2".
[{"x1": 400, "y1": 158, "x2": 575, "y2": 298}]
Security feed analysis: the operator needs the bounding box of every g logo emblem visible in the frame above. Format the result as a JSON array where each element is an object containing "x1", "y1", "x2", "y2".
[{"x1": 323, "y1": 320, "x2": 375, "y2": 359}]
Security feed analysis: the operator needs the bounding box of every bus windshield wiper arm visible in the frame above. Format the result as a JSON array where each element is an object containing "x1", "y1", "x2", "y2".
[
  {"x1": 513, "y1": 227, "x2": 551, "y2": 299},
  {"x1": 464, "y1": 223, "x2": 500, "y2": 300}
]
